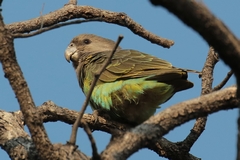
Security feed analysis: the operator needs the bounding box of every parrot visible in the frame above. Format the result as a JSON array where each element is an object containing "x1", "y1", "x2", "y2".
[{"x1": 65, "y1": 34, "x2": 194, "y2": 125}]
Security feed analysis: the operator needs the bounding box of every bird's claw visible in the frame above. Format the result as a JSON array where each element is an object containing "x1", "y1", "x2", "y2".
[{"x1": 93, "y1": 110, "x2": 100, "y2": 123}]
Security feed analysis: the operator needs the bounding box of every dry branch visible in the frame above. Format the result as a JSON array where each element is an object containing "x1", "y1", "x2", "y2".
[
  {"x1": 179, "y1": 47, "x2": 219, "y2": 151},
  {"x1": 213, "y1": 70, "x2": 233, "y2": 91},
  {"x1": 6, "y1": 5, "x2": 173, "y2": 48},
  {"x1": 150, "y1": 0, "x2": 240, "y2": 95},
  {"x1": 0, "y1": 10, "x2": 88, "y2": 160},
  {"x1": 0, "y1": 12, "x2": 57, "y2": 160},
  {"x1": 0, "y1": 86, "x2": 237, "y2": 159},
  {"x1": 101, "y1": 86, "x2": 239, "y2": 159}
]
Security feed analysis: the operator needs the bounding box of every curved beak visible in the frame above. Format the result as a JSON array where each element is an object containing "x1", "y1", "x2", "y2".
[{"x1": 65, "y1": 45, "x2": 77, "y2": 63}]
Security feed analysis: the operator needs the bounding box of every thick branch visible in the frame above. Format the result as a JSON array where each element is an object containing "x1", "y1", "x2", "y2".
[
  {"x1": 0, "y1": 13, "x2": 58, "y2": 160},
  {"x1": 32, "y1": 84, "x2": 238, "y2": 160},
  {"x1": 0, "y1": 11, "x2": 89, "y2": 160},
  {"x1": 147, "y1": 138, "x2": 200, "y2": 160},
  {"x1": 37, "y1": 102, "x2": 197, "y2": 159},
  {"x1": 150, "y1": 0, "x2": 240, "y2": 95},
  {"x1": 101, "y1": 86, "x2": 239, "y2": 159},
  {"x1": 6, "y1": 5, "x2": 173, "y2": 48},
  {"x1": 38, "y1": 101, "x2": 131, "y2": 134},
  {"x1": 0, "y1": 111, "x2": 40, "y2": 160}
]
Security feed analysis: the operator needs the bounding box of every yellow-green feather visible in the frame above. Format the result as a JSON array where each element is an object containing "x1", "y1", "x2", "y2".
[{"x1": 83, "y1": 76, "x2": 174, "y2": 111}]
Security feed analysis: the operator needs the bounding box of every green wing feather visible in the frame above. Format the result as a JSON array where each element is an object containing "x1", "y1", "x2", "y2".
[
  {"x1": 98, "y1": 50, "x2": 186, "y2": 82},
  {"x1": 83, "y1": 49, "x2": 193, "y2": 92}
]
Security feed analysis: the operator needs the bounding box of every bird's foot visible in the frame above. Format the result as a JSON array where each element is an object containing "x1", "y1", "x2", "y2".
[
  {"x1": 92, "y1": 109, "x2": 111, "y2": 123},
  {"x1": 93, "y1": 110, "x2": 100, "y2": 123}
]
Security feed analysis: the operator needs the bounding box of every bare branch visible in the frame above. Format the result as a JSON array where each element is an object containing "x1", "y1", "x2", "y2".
[
  {"x1": 3, "y1": 85, "x2": 236, "y2": 160},
  {"x1": 147, "y1": 138, "x2": 200, "y2": 160},
  {"x1": 0, "y1": 12, "x2": 59, "y2": 160},
  {"x1": 34, "y1": 85, "x2": 238, "y2": 160},
  {"x1": 0, "y1": 111, "x2": 40, "y2": 159},
  {"x1": 213, "y1": 70, "x2": 233, "y2": 91},
  {"x1": 101, "y1": 86, "x2": 239, "y2": 159},
  {"x1": 68, "y1": 35, "x2": 123, "y2": 145},
  {"x1": 6, "y1": 5, "x2": 174, "y2": 48},
  {"x1": 180, "y1": 47, "x2": 219, "y2": 151},
  {"x1": 0, "y1": 11, "x2": 90, "y2": 160},
  {"x1": 37, "y1": 102, "x2": 199, "y2": 159},
  {"x1": 201, "y1": 47, "x2": 219, "y2": 94},
  {"x1": 0, "y1": 110, "x2": 91, "y2": 160},
  {"x1": 38, "y1": 101, "x2": 130, "y2": 133},
  {"x1": 12, "y1": 19, "x2": 101, "y2": 38},
  {"x1": 149, "y1": 0, "x2": 240, "y2": 95},
  {"x1": 82, "y1": 120, "x2": 100, "y2": 160}
]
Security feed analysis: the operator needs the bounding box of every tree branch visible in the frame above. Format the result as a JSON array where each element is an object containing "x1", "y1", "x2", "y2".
[
  {"x1": 82, "y1": 120, "x2": 100, "y2": 160},
  {"x1": 150, "y1": 0, "x2": 240, "y2": 95},
  {"x1": 26, "y1": 86, "x2": 238, "y2": 159},
  {"x1": 12, "y1": 19, "x2": 101, "y2": 38},
  {"x1": 179, "y1": 47, "x2": 219, "y2": 151},
  {"x1": 101, "y1": 86, "x2": 239, "y2": 159},
  {"x1": 0, "y1": 111, "x2": 40, "y2": 159},
  {"x1": 2, "y1": 85, "x2": 236, "y2": 160},
  {"x1": 0, "y1": 11, "x2": 89, "y2": 160},
  {"x1": 147, "y1": 138, "x2": 200, "y2": 160},
  {"x1": 0, "y1": 12, "x2": 58, "y2": 160},
  {"x1": 213, "y1": 70, "x2": 233, "y2": 91},
  {"x1": 37, "y1": 103, "x2": 198, "y2": 159},
  {"x1": 6, "y1": 5, "x2": 174, "y2": 48}
]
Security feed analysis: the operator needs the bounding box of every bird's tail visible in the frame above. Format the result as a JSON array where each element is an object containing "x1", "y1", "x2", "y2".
[{"x1": 174, "y1": 67, "x2": 201, "y2": 74}]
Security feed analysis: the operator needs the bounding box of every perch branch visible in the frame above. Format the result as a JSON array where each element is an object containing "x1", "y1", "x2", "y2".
[{"x1": 100, "y1": 86, "x2": 239, "y2": 159}]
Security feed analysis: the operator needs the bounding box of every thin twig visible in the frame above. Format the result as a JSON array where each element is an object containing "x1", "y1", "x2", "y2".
[
  {"x1": 68, "y1": 35, "x2": 124, "y2": 145},
  {"x1": 179, "y1": 47, "x2": 219, "y2": 151},
  {"x1": 212, "y1": 70, "x2": 233, "y2": 91},
  {"x1": 12, "y1": 18, "x2": 101, "y2": 38},
  {"x1": 82, "y1": 120, "x2": 100, "y2": 160},
  {"x1": 40, "y1": 3, "x2": 45, "y2": 29}
]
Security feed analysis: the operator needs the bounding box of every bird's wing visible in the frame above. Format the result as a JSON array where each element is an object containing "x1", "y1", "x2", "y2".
[{"x1": 97, "y1": 49, "x2": 187, "y2": 83}]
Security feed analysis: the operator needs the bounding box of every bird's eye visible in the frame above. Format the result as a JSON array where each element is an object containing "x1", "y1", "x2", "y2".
[
  {"x1": 83, "y1": 39, "x2": 91, "y2": 44},
  {"x1": 69, "y1": 43, "x2": 74, "y2": 47}
]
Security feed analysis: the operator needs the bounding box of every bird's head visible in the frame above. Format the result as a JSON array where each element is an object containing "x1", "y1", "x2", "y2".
[{"x1": 65, "y1": 34, "x2": 121, "y2": 69}]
